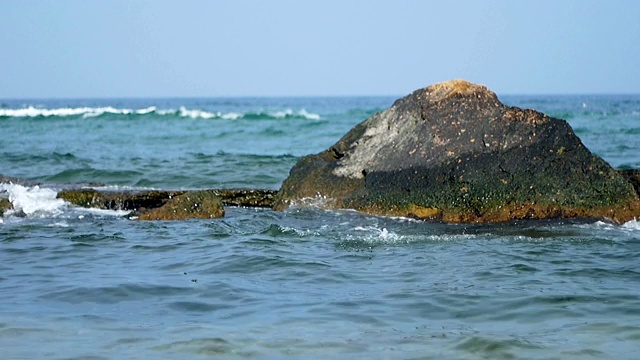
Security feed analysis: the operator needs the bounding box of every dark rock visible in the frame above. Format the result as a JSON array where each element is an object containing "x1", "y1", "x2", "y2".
[
  {"x1": 275, "y1": 79, "x2": 640, "y2": 223},
  {"x1": 57, "y1": 188, "x2": 277, "y2": 220},
  {"x1": 58, "y1": 188, "x2": 277, "y2": 210},
  {"x1": 57, "y1": 189, "x2": 185, "y2": 211},
  {"x1": 212, "y1": 188, "x2": 278, "y2": 208},
  {"x1": 138, "y1": 190, "x2": 224, "y2": 220},
  {"x1": 618, "y1": 169, "x2": 640, "y2": 198},
  {"x1": 0, "y1": 198, "x2": 12, "y2": 217}
]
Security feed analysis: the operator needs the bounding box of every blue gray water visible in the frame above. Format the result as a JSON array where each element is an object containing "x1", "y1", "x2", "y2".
[{"x1": 1, "y1": 95, "x2": 640, "y2": 359}]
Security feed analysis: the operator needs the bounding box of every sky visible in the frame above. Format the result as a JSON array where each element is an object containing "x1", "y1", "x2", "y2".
[{"x1": 1, "y1": 0, "x2": 639, "y2": 98}]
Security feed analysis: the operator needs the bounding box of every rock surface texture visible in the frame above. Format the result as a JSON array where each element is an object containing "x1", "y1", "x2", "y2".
[
  {"x1": 275, "y1": 80, "x2": 640, "y2": 223},
  {"x1": 57, "y1": 188, "x2": 277, "y2": 220},
  {"x1": 0, "y1": 198, "x2": 12, "y2": 217},
  {"x1": 137, "y1": 190, "x2": 224, "y2": 220}
]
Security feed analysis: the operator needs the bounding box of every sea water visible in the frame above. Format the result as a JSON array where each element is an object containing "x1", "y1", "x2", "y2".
[{"x1": 1, "y1": 95, "x2": 639, "y2": 359}]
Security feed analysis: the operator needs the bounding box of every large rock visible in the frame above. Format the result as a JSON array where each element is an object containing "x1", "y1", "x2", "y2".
[{"x1": 274, "y1": 80, "x2": 640, "y2": 223}]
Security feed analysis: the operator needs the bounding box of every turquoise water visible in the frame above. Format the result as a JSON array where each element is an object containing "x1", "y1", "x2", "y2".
[{"x1": 1, "y1": 95, "x2": 640, "y2": 359}]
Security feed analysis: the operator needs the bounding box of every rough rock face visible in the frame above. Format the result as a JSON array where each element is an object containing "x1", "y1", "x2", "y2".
[
  {"x1": 275, "y1": 80, "x2": 640, "y2": 223},
  {"x1": 0, "y1": 198, "x2": 12, "y2": 217},
  {"x1": 138, "y1": 190, "x2": 224, "y2": 220},
  {"x1": 619, "y1": 169, "x2": 640, "y2": 198}
]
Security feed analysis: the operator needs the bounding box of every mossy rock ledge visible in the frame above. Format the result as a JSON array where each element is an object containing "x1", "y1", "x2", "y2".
[
  {"x1": 274, "y1": 79, "x2": 640, "y2": 224},
  {"x1": 57, "y1": 188, "x2": 277, "y2": 221}
]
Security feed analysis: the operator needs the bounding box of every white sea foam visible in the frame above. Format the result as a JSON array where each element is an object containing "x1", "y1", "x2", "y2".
[
  {"x1": 221, "y1": 112, "x2": 243, "y2": 120},
  {"x1": 622, "y1": 218, "x2": 640, "y2": 230},
  {"x1": 88, "y1": 184, "x2": 157, "y2": 191},
  {"x1": 0, "y1": 106, "x2": 321, "y2": 120},
  {"x1": 298, "y1": 109, "x2": 321, "y2": 120},
  {"x1": 177, "y1": 106, "x2": 219, "y2": 119},
  {"x1": 352, "y1": 225, "x2": 404, "y2": 243},
  {"x1": 279, "y1": 226, "x2": 320, "y2": 237},
  {"x1": 349, "y1": 225, "x2": 478, "y2": 244},
  {"x1": 270, "y1": 108, "x2": 321, "y2": 120},
  {"x1": 0, "y1": 183, "x2": 134, "y2": 219},
  {"x1": 0, "y1": 183, "x2": 66, "y2": 217},
  {"x1": 0, "y1": 106, "x2": 158, "y2": 118},
  {"x1": 77, "y1": 207, "x2": 131, "y2": 217},
  {"x1": 580, "y1": 219, "x2": 640, "y2": 232}
]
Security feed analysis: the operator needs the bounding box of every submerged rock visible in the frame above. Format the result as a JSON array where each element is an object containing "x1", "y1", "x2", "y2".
[
  {"x1": 212, "y1": 188, "x2": 278, "y2": 208},
  {"x1": 275, "y1": 80, "x2": 640, "y2": 223},
  {"x1": 0, "y1": 198, "x2": 12, "y2": 217},
  {"x1": 138, "y1": 190, "x2": 224, "y2": 220},
  {"x1": 57, "y1": 188, "x2": 277, "y2": 220},
  {"x1": 57, "y1": 189, "x2": 184, "y2": 212}
]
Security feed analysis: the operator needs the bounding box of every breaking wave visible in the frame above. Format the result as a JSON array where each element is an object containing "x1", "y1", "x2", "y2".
[
  {"x1": 0, "y1": 183, "x2": 130, "y2": 220},
  {"x1": 0, "y1": 183, "x2": 67, "y2": 217},
  {"x1": 0, "y1": 106, "x2": 321, "y2": 120}
]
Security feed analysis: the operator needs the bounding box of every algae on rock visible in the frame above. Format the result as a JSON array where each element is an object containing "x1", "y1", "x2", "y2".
[{"x1": 275, "y1": 79, "x2": 640, "y2": 223}]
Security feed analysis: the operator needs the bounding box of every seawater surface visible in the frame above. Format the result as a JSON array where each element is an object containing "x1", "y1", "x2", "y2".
[{"x1": 1, "y1": 95, "x2": 640, "y2": 359}]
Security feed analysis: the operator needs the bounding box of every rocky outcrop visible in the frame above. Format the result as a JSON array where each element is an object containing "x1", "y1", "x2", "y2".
[
  {"x1": 57, "y1": 189, "x2": 183, "y2": 212},
  {"x1": 57, "y1": 188, "x2": 277, "y2": 220},
  {"x1": 275, "y1": 80, "x2": 640, "y2": 223},
  {"x1": 137, "y1": 190, "x2": 224, "y2": 220}
]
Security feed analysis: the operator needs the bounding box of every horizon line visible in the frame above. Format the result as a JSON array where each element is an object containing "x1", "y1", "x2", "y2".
[{"x1": 2, "y1": 92, "x2": 640, "y2": 101}]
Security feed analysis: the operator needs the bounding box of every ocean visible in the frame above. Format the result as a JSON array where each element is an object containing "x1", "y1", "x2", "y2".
[{"x1": 1, "y1": 94, "x2": 639, "y2": 359}]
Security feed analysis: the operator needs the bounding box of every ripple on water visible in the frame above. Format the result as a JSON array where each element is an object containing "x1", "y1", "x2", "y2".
[
  {"x1": 151, "y1": 337, "x2": 259, "y2": 357},
  {"x1": 454, "y1": 335, "x2": 545, "y2": 359},
  {"x1": 41, "y1": 284, "x2": 195, "y2": 304}
]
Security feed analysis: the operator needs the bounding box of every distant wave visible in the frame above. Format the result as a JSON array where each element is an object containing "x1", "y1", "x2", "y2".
[
  {"x1": 0, "y1": 106, "x2": 321, "y2": 120},
  {"x1": 0, "y1": 106, "x2": 156, "y2": 118}
]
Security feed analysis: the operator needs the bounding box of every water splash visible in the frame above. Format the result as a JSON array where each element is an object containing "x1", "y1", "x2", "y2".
[
  {"x1": 0, "y1": 183, "x2": 66, "y2": 217},
  {"x1": 622, "y1": 218, "x2": 640, "y2": 230}
]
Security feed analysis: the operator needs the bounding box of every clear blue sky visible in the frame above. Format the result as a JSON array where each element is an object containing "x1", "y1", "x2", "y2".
[{"x1": 1, "y1": 0, "x2": 639, "y2": 98}]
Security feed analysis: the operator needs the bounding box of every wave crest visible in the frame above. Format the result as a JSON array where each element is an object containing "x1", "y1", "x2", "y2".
[{"x1": 0, "y1": 106, "x2": 321, "y2": 120}]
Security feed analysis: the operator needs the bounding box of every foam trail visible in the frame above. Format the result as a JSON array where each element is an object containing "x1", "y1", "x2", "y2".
[{"x1": 352, "y1": 225, "x2": 403, "y2": 243}]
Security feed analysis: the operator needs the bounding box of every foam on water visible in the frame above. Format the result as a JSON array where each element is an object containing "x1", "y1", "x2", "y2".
[
  {"x1": 0, "y1": 106, "x2": 321, "y2": 120},
  {"x1": 0, "y1": 183, "x2": 131, "y2": 219},
  {"x1": 0, "y1": 106, "x2": 157, "y2": 118},
  {"x1": 582, "y1": 219, "x2": 640, "y2": 232},
  {"x1": 0, "y1": 183, "x2": 66, "y2": 217},
  {"x1": 622, "y1": 218, "x2": 640, "y2": 230},
  {"x1": 89, "y1": 184, "x2": 157, "y2": 191},
  {"x1": 76, "y1": 207, "x2": 131, "y2": 217},
  {"x1": 353, "y1": 226, "x2": 403, "y2": 243},
  {"x1": 174, "y1": 106, "x2": 225, "y2": 119}
]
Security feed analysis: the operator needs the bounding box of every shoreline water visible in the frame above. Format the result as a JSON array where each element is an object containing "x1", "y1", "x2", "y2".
[{"x1": 1, "y1": 95, "x2": 640, "y2": 358}]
